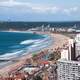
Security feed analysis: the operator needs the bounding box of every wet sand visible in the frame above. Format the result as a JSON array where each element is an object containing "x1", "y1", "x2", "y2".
[{"x1": 0, "y1": 32, "x2": 70, "y2": 77}]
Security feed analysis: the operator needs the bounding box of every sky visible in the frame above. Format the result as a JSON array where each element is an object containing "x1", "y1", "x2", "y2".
[{"x1": 0, "y1": 0, "x2": 80, "y2": 21}]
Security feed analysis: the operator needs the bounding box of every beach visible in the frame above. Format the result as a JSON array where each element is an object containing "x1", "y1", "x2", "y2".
[{"x1": 0, "y1": 32, "x2": 70, "y2": 77}]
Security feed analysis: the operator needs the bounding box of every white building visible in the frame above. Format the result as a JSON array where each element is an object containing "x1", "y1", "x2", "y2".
[
  {"x1": 68, "y1": 39, "x2": 75, "y2": 60},
  {"x1": 57, "y1": 59, "x2": 80, "y2": 80},
  {"x1": 61, "y1": 39, "x2": 75, "y2": 60},
  {"x1": 57, "y1": 38, "x2": 80, "y2": 80},
  {"x1": 61, "y1": 49, "x2": 69, "y2": 60},
  {"x1": 67, "y1": 28, "x2": 76, "y2": 32},
  {"x1": 75, "y1": 34, "x2": 80, "y2": 57}
]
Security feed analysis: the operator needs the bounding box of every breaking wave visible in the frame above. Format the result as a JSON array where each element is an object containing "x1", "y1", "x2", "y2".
[{"x1": 0, "y1": 32, "x2": 53, "y2": 59}]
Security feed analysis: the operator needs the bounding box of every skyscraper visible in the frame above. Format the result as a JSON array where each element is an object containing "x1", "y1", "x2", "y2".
[
  {"x1": 57, "y1": 59, "x2": 80, "y2": 80},
  {"x1": 57, "y1": 36, "x2": 80, "y2": 80},
  {"x1": 75, "y1": 34, "x2": 80, "y2": 58}
]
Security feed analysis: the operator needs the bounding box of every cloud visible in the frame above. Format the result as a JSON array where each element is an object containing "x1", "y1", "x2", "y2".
[
  {"x1": 0, "y1": 0, "x2": 79, "y2": 15},
  {"x1": 31, "y1": 6, "x2": 59, "y2": 14},
  {"x1": 63, "y1": 7, "x2": 78, "y2": 15},
  {"x1": 0, "y1": 0, "x2": 60, "y2": 14},
  {"x1": 0, "y1": 0, "x2": 31, "y2": 7}
]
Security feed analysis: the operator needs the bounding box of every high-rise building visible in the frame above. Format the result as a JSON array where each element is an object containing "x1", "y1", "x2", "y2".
[
  {"x1": 57, "y1": 59, "x2": 80, "y2": 80},
  {"x1": 57, "y1": 36, "x2": 80, "y2": 80},
  {"x1": 75, "y1": 34, "x2": 80, "y2": 58}
]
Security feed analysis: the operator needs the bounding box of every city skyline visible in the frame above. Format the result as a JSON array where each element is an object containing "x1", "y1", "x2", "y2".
[{"x1": 0, "y1": 0, "x2": 80, "y2": 21}]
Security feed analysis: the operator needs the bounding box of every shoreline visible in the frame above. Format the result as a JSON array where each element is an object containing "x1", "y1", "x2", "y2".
[
  {"x1": 0, "y1": 31, "x2": 52, "y2": 59},
  {"x1": 0, "y1": 31, "x2": 70, "y2": 77},
  {"x1": 0, "y1": 31, "x2": 53, "y2": 69}
]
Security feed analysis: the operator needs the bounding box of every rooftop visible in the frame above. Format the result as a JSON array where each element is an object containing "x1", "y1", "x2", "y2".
[{"x1": 58, "y1": 58, "x2": 80, "y2": 65}]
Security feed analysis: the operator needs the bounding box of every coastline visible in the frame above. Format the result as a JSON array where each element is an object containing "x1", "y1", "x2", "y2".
[
  {"x1": 0, "y1": 31, "x2": 52, "y2": 59},
  {"x1": 0, "y1": 31, "x2": 70, "y2": 77}
]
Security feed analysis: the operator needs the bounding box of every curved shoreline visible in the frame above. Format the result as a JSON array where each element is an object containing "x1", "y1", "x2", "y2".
[
  {"x1": 0, "y1": 31, "x2": 51, "y2": 59},
  {"x1": 0, "y1": 32, "x2": 70, "y2": 77}
]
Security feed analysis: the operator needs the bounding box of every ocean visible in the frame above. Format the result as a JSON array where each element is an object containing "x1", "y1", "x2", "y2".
[{"x1": 0, "y1": 31, "x2": 52, "y2": 59}]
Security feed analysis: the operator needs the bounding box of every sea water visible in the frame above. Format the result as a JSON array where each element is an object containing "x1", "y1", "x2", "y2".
[{"x1": 0, "y1": 31, "x2": 52, "y2": 58}]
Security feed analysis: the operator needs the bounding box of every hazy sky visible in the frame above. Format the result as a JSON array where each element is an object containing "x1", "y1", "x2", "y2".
[{"x1": 0, "y1": 0, "x2": 80, "y2": 21}]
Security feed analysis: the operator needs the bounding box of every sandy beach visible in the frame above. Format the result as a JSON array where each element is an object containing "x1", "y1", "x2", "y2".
[{"x1": 0, "y1": 32, "x2": 70, "y2": 77}]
